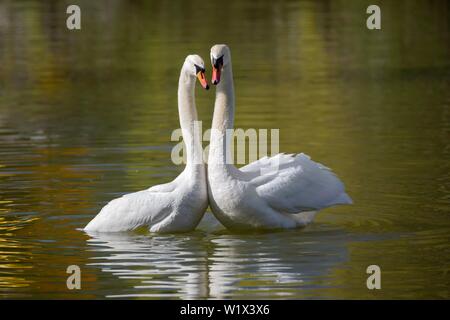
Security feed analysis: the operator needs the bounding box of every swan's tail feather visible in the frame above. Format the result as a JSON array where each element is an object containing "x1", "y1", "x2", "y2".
[{"x1": 330, "y1": 192, "x2": 353, "y2": 206}]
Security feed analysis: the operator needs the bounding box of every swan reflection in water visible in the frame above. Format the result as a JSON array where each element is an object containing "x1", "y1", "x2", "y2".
[{"x1": 85, "y1": 214, "x2": 350, "y2": 299}]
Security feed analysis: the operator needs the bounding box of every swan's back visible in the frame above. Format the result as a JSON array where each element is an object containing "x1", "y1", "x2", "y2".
[
  {"x1": 242, "y1": 153, "x2": 352, "y2": 214},
  {"x1": 84, "y1": 190, "x2": 173, "y2": 232}
]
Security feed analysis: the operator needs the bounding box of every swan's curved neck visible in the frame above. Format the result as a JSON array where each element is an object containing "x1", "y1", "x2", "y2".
[
  {"x1": 212, "y1": 64, "x2": 235, "y2": 133},
  {"x1": 209, "y1": 63, "x2": 235, "y2": 166},
  {"x1": 178, "y1": 68, "x2": 204, "y2": 174}
]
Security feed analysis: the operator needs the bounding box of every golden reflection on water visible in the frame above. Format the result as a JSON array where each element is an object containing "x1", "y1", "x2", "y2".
[{"x1": 0, "y1": 0, "x2": 449, "y2": 298}]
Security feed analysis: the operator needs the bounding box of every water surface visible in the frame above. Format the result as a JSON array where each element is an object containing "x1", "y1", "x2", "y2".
[{"x1": 0, "y1": 0, "x2": 449, "y2": 299}]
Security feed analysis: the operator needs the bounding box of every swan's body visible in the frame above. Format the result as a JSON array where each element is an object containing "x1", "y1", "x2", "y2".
[
  {"x1": 207, "y1": 45, "x2": 352, "y2": 230},
  {"x1": 85, "y1": 55, "x2": 209, "y2": 233}
]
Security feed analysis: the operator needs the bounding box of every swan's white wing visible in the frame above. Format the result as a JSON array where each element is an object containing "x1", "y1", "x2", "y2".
[
  {"x1": 146, "y1": 178, "x2": 179, "y2": 193},
  {"x1": 84, "y1": 189, "x2": 173, "y2": 232},
  {"x1": 243, "y1": 153, "x2": 352, "y2": 213},
  {"x1": 240, "y1": 153, "x2": 296, "y2": 179}
]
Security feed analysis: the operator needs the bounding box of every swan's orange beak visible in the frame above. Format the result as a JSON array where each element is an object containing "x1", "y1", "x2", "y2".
[
  {"x1": 212, "y1": 66, "x2": 221, "y2": 85},
  {"x1": 197, "y1": 71, "x2": 209, "y2": 90},
  {"x1": 211, "y1": 55, "x2": 223, "y2": 85}
]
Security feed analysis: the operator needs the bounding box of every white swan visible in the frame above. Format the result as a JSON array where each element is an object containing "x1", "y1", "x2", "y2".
[
  {"x1": 84, "y1": 55, "x2": 209, "y2": 233},
  {"x1": 207, "y1": 44, "x2": 352, "y2": 230}
]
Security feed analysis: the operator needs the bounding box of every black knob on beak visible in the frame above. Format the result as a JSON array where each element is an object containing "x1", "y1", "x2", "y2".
[{"x1": 212, "y1": 55, "x2": 224, "y2": 69}]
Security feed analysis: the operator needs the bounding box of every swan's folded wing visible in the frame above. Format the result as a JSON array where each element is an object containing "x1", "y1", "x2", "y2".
[
  {"x1": 84, "y1": 189, "x2": 173, "y2": 232},
  {"x1": 249, "y1": 153, "x2": 352, "y2": 213},
  {"x1": 240, "y1": 153, "x2": 297, "y2": 180},
  {"x1": 146, "y1": 179, "x2": 178, "y2": 193}
]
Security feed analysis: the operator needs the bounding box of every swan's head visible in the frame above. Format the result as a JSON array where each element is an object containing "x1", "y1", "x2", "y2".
[
  {"x1": 210, "y1": 44, "x2": 231, "y2": 85},
  {"x1": 184, "y1": 54, "x2": 209, "y2": 90}
]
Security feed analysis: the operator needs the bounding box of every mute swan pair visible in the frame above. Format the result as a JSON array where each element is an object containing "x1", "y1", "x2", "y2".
[{"x1": 85, "y1": 45, "x2": 351, "y2": 233}]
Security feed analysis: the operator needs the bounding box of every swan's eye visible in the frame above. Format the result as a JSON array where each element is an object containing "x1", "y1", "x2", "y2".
[
  {"x1": 194, "y1": 64, "x2": 205, "y2": 74},
  {"x1": 212, "y1": 55, "x2": 224, "y2": 68}
]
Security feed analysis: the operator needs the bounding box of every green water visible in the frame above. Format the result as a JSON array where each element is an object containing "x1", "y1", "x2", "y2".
[{"x1": 0, "y1": 0, "x2": 449, "y2": 299}]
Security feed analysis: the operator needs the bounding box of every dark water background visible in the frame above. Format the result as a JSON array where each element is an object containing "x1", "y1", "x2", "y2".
[{"x1": 0, "y1": 0, "x2": 449, "y2": 299}]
